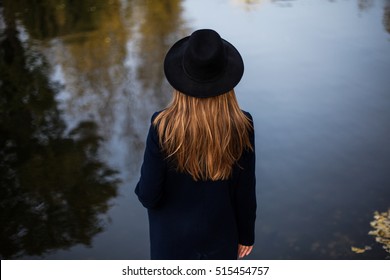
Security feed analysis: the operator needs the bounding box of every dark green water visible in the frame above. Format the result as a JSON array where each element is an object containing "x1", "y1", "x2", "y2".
[{"x1": 1, "y1": 0, "x2": 389, "y2": 259}]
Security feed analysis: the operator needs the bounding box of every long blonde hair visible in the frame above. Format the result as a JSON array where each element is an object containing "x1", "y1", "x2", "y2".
[{"x1": 153, "y1": 89, "x2": 253, "y2": 181}]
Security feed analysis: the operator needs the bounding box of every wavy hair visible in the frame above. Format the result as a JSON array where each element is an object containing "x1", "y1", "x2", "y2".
[{"x1": 153, "y1": 90, "x2": 253, "y2": 181}]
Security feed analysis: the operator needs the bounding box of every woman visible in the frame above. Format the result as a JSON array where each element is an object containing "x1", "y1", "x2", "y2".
[{"x1": 135, "y1": 29, "x2": 256, "y2": 260}]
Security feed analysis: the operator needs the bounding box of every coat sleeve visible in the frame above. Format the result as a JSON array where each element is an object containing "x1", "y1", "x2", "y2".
[
  {"x1": 135, "y1": 112, "x2": 166, "y2": 209},
  {"x1": 235, "y1": 112, "x2": 257, "y2": 246}
]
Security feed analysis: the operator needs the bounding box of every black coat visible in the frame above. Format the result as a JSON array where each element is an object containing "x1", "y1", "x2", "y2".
[{"x1": 135, "y1": 111, "x2": 256, "y2": 260}]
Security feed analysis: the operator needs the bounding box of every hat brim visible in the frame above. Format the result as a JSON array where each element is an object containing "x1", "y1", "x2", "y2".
[{"x1": 164, "y1": 36, "x2": 244, "y2": 98}]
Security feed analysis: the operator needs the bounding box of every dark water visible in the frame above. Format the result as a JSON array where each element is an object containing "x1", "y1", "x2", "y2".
[{"x1": 1, "y1": 0, "x2": 389, "y2": 260}]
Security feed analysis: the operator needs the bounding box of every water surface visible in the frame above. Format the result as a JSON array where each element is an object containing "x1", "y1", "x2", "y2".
[{"x1": 1, "y1": 0, "x2": 389, "y2": 259}]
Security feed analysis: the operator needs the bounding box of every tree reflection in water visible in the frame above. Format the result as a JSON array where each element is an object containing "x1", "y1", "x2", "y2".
[
  {"x1": 384, "y1": 0, "x2": 390, "y2": 34},
  {"x1": 0, "y1": 0, "x2": 187, "y2": 259},
  {"x1": 0, "y1": 4, "x2": 119, "y2": 259}
]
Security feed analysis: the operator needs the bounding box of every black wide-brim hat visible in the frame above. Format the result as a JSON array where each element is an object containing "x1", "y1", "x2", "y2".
[{"x1": 164, "y1": 29, "x2": 244, "y2": 98}]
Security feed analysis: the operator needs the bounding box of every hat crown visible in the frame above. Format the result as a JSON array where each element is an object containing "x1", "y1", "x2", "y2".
[
  {"x1": 164, "y1": 28, "x2": 244, "y2": 98},
  {"x1": 183, "y1": 29, "x2": 227, "y2": 81}
]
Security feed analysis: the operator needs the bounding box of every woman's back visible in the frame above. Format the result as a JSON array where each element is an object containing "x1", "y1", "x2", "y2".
[
  {"x1": 153, "y1": 90, "x2": 253, "y2": 181},
  {"x1": 137, "y1": 110, "x2": 255, "y2": 259},
  {"x1": 135, "y1": 29, "x2": 257, "y2": 260}
]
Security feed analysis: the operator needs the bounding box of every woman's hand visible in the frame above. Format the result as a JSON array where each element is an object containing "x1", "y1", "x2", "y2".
[{"x1": 238, "y1": 244, "x2": 253, "y2": 258}]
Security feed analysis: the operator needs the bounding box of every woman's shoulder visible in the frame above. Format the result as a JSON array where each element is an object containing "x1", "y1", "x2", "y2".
[
  {"x1": 241, "y1": 110, "x2": 253, "y2": 121},
  {"x1": 150, "y1": 110, "x2": 164, "y2": 122}
]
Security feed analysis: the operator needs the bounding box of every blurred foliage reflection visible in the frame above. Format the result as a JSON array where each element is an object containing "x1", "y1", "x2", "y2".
[
  {"x1": 2, "y1": 0, "x2": 110, "y2": 40},
  {"x1": 0, "y1": 2, "x2": 119, "y2": 259},
  {"x1": 0, "y1": 0, "x2": 186, "y2": 259},
  {"x1": 384, "y1": 1, "x2": 390, "y2": 34}
]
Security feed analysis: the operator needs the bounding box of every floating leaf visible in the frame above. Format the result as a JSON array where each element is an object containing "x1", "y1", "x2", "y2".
[
  {"x1": 351, "y1": 246, "x2": 371, "y2": 254},
  {"x1": 369, "y1": 209, "x2": 390, "y2": 254},
  {"x1": 368, "y1": 230, "x2": 377, "y2": 236}
]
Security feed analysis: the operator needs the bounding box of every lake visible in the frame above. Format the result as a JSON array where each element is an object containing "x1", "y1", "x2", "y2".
[{"x1": 0, "y1": 0, "x2": 389, "y2": 259}]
